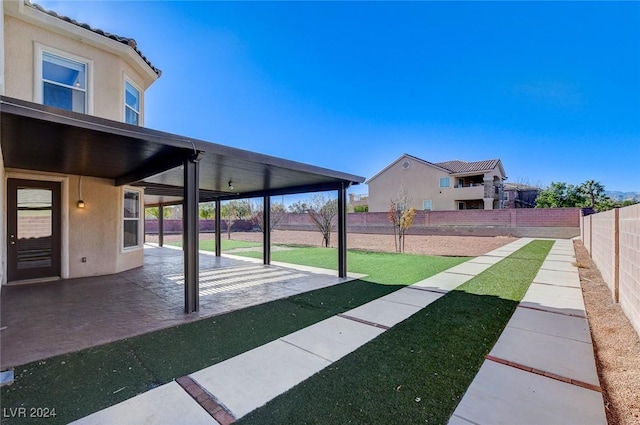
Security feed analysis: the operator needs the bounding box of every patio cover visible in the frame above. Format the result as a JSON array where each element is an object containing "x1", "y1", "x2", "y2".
[{"x1": 0, "y1": 96, "x2": 364, "y2": 312}]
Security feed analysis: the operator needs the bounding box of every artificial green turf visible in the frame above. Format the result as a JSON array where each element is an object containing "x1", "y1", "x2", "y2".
[
  {"x1": 237, "y1": 240, "x2": 554, "y2": 425},
  {"x1": 1, "y1": 250, "x2": 465, "y2": 424},
  {"x1": 233, "y1": 246, "x2": 468, "y2": 285}
]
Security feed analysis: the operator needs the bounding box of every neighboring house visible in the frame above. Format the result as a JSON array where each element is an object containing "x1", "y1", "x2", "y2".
[
  {"x1": 0, "y1": 1, "x2": 363, "y2": 305},
  {"x1": 348, "y1": 193, "x2": 368, "y2": 212},
  {"x1": 503, "y1": 182, "x2": 540, "y2": 208},
  {"x1": 366, "y1": 154, "x2": 507, "y2": 212}
]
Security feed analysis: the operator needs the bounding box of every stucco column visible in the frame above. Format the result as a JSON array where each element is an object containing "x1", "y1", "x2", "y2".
[{"x1": 483, "y1": 177, "x2": 494, "y2": 210}]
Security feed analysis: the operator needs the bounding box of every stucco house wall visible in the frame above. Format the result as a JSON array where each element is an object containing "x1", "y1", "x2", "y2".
[
  {"x1": 3, "y1": 5, "x2": 152, "y2": 123},
  {"x1": 367, "y1": 154, "x2": 506, "y2": 213},
  {"x1": 1, "y1": 1, "x2": 155, "y2": 283},
  {"x1": 368, "y1": 156, "x2": 457, "y2": 212}
]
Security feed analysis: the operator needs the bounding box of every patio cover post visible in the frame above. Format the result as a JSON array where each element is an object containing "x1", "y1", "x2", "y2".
[
  {"x1": 215, "y1": 198, "x2": 222, "y2": 257},
  {"x1": 183, "y1": 153, "x2": 201, "y2": 314},
  {"x1": 263, "y1": 195, "x2": 271, "y2": 265},
  {"x1": 158, "y1": 203, "x2": 164, "y2": 247},
  {"x1": 337, "y1": 182, "x2": 348, "y2": 278}
]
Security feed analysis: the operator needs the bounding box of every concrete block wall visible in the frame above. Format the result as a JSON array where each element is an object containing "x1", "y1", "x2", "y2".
[
  {"x1": 619, "y1": 204, "x2": 640, "y2": 337},
  {"x1": 590, "y1": 209, "x2": 618, "y2": 298},
  {"x1": 278, "y1": 209, "x2": 580, "y2": 238},
  {"x1": 583, "y1": 204, "x2": 640, "y2": 338}
]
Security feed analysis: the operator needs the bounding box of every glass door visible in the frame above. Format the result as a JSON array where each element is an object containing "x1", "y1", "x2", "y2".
[{"x1": 7, "y1": 179, "x2": 61, "y2": 281}]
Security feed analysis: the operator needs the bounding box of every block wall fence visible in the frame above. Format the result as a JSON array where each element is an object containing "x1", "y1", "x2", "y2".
[
  {"x1": 581, "y1": 204, "x2": 640, "y2": 338},
  {"x1": 145, "y1": 208, "x2": 581, "y2": 239}
]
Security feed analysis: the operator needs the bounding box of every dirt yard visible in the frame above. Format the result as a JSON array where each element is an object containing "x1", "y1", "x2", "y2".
[
  {"x1": 226, "y1": 230, "x2": 516, "y2": 257},
  {"x1": 574, "y1": 240, "x2": 640, "y2": 425}
]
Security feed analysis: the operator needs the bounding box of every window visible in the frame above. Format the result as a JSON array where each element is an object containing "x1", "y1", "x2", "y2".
[
  {"x1": 439, "y1": 177, "x2": 450, "y2": 188},
  {"x1": 42, "y1": 51, "x2": 87, "y2": 113},
  {"x1": 123, "y1": 190, "x2": 142, "y2": 249},
  {"x1": 423, "y1": 200, "x2": 432, "y2": 211},
  {"x1": 124, "y1": 81, "x2": 140, "y2": 125}
]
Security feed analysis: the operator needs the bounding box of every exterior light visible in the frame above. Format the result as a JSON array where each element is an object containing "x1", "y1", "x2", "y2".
[
  {"x1": 228, "y1": 181, "x2": 234, "y2": 190},
  {"x1": 77, "y1": 176, "x2": 85, "y2": 208}
]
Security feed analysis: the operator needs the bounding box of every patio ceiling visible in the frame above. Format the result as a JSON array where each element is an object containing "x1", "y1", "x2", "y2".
[{"x1": 0, "y1": 96, "x2": 365, "y2": 205}]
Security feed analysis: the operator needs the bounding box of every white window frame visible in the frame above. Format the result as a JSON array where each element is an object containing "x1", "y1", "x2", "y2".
[
  {"x1": 122, "y1": 187, "x2": 143, "y2": 252},
  {"x1": 439, "y1": 177, "x2": 450, "y2": 188},
  {"x1": 34, "y1": 43, "x2": 93, "y2": 114},
  {"x1": 423, "y1": 200, "x2": 432, "y2": 211},
  {"x1": 123, "y1": 75, "x2": 143, "y2": 125}
]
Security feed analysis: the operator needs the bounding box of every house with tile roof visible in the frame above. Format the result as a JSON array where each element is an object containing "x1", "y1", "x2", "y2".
[
  {"x1": 366, "y1": 154, "x2": 507, "y2": 212},
  {"x1": 0, "y1": 1, "x2": 363, "y2": 306}
]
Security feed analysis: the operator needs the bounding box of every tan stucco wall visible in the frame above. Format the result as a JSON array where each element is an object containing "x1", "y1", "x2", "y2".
[
  {"x1": 67, "y1": 175, "x2": 143, "y2": 277},
  {"x1": 2, "y1": 170, "x2": 143, "y2": 283},
  {"x1": 4, "y1": 13, "x2": 149, "y2": 123},
  {"x1": 367, "y1": 156, "x2": 501, "y2": 212}
]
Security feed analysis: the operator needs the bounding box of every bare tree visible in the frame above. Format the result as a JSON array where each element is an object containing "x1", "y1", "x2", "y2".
[
  {"x1": 307, "y1": 194, "x2": 338, "y2": 247},
  {"x1": 388, "y1": 189, "x2": 416, "y2": 253},
  {"x1": 251, "y1": 200, "x2": 287, "y2": 233}
]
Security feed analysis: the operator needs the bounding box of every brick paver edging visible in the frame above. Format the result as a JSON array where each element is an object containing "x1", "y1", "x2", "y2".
[
  {"x1": 175, "y1": 376, "x2": 236, "y2": 425},
  {"x1": 485, "y1": 355, "x2": 602, "y2": 393}
]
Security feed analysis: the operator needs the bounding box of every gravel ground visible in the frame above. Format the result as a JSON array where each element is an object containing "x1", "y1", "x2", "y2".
[{"x1": 574, "y1": 240, "x2": 640, "y2": 425}]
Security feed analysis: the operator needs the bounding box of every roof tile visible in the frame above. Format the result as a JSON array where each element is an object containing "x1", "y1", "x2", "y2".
[{"x1": 27, "y1": 1, "x2": 161, "y2": 77}]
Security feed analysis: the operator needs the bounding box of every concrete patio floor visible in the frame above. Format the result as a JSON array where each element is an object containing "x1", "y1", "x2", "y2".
[{"x1": 0, "y1": 245, "x2": 357, "y2": 369}]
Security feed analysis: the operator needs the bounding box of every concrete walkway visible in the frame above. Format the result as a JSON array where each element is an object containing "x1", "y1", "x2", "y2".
[
  {"x1": 449, "y1": 239, "x2": 607, "y2": 425},
  {"x1": 71, "y1": 238, "x2": 605, "y2": 425}
]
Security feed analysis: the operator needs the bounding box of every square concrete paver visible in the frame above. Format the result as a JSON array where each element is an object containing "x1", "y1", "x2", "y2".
[
  {"x1": 447, "y1": 414, "x2": 475, "y2": 425},
  {"x1": 540, "y1": 260, "x2": 578, "y2": 273},
  {"x1": 520, "y1": 286, "x2": 586, "y2": 317},
  {"x1": 466, "y1": 256, "x2": 504, "y2": 265},
  {"x1": 378, "y1": 287, "x2": 444, "y2": 308},
  {"x1": 442, "y1": 261, "x2": 493, "y2": 276},
  {"x1": 533, "y1": 269, "x2": 581, "y2": 288},
  {"x1": 280, "y1": 316, "x2": 384, "y2": 362},
  {"x1": 484, "y1": 249, "x2": 515, "y2": 258},
  {"x1": 451, "y1": 361, "x2": 606, "y2": 425},
  {"x1": 509, "y1": 307, "x2": 592, "y2": 343},
  {"x1": 545, "y1": 254, "x2": 575, "y2": 262},
  {"x1": 525, "y1": 283, "x2": 584, "y2": 301},
  {"x1": 412, "y1": 272, "x2": 474, "y2": 292},
  {"x1": 191, "y1": 340, "x2": 330, "y2": 418},
  {"x1": 489, "y1": 326, "x2": 600, "y2": 387},
  {"x1": 343, "y1": 299, "x2": 422, "y2": 328},
  {"x1": 70, "y1": 382, "x2": 219, "y2": 425}
]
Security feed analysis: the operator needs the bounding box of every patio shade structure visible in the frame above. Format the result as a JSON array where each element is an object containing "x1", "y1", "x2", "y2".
[{"x1": 0, "y1": 96, "x2": 365, "y2": 313}]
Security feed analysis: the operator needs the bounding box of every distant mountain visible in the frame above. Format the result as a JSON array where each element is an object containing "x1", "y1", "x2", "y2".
[{"x1": 605, "y1": 191, "x2": 640, "y2": 202}]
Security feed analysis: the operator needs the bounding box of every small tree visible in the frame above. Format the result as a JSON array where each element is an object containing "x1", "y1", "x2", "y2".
[
  {"x1": 388, "y1": 190, "x2": 416, "y2": 253},
  {"x1": 145, "y1": 206, "x2": 171, "y2": 219},
  {"x1": 251, "y1": 201, "x2": 287, "y2": 233},
  {"x1": 199, "y1": 202, "x2": 215, "y2": 219},
  {"x1": 307, "y1": 194, "x2": 338, "y2": 247},
  {"x1": 221, "y1": 200, "x2": 251, "y2": 239},
  {"x1": 288, "y1": 201, "x2": 310, "y2": 213}
]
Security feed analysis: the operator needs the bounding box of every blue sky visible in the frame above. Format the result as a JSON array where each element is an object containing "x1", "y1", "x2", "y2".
[{"x1": 39, "y1": 1, "x2": 640, "y2": 194}]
